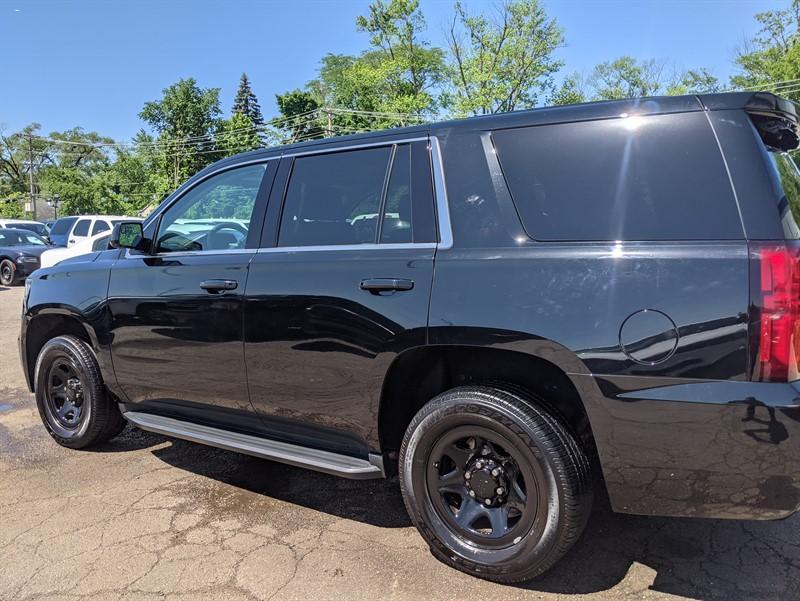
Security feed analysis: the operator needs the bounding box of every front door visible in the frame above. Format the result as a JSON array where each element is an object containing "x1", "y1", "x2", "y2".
[
  {"x1": 107, "y1": 161, "x2": 274, "y2": 431},
  {"x1": 244, "y1": 140, "x2": 439, "y2": 455}
]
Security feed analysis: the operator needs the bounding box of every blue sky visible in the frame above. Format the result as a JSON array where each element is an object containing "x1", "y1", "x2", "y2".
[{"x1": 0, "y1": 0, "x2": 780, "y2": 141}]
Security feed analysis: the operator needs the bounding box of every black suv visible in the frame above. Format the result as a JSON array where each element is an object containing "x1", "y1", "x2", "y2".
[{"x1": 20, "y1": 92, "x2": 800, "y2": 583}]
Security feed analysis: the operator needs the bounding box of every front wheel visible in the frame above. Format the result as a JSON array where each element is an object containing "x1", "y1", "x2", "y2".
[
  {"x1": 34, "y1": 335, "x2": 126, "y2": 449},
  {"x1": 0, "y1": 259, "x2": 16, "y2": 286},
  {"x1": 399, "y1": 386, "x2": 592, "y2": 583}
]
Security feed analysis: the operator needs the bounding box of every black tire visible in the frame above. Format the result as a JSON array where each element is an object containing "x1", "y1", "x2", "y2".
[
  {"x1": 34, "y1": 335, "x2": 126, "y2": 449},
  {"x1": 399, "y1": 385, "x2": 592, "y2": 583},
  {"x1": 0, "y1": 259, "x2": 16, "y2": 286}
]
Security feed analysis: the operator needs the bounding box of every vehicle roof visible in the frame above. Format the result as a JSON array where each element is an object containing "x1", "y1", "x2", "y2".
[{"x1": 203, "y1": 91, "x2": 794, "y2": 176}]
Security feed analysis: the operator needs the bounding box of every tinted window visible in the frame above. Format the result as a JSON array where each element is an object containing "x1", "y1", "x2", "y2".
[
  {"x1": 92, "y1": 235, "x2": 110, "y2": 251},
  {"x1": 156, "y1": 164, "x2": 265, "y2": 253},
  {"x1": 381, "y1": 145, "x2": 412, "y2": 244},
  {"x1": 50, "y1": 217, "x2": 77, "y2": 235},
  {"x1": 92, "y1": 220, "x2": 110, "y2": 235},
  {"x1": 769, "y1": 152, "x2": 800, "y2": 239},
  {"x1": 493, "y1": 112, "x2": 742, "y2": 241},
  {"x1": 72, "y1": 219, "x2": 91, "y2": 237},
  {"x1": 279, "y1": 147, "x2": 392, "y2": 247},
  {"x1": 14, "y1": 223, "x2": 48, "y2": 237}
]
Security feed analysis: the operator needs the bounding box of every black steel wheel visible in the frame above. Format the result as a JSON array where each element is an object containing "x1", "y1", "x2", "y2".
[
  {"x1": 0, "y1": 259, "x2": 15, "y2": 286},
  {"x1": 34, "y1": 335, "x2": 126, "y2": 449},
  {"x1": 400, "y1": 386, "x2": 592, "y2": 583}
]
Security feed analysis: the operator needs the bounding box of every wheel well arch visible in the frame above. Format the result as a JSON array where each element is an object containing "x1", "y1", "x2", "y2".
[
  {"x1": 24, "y1": 311, "x2": 94, "y2": 389},
  {"x1": 377, "y1": 345, "x2": 596, "y2": 458}
]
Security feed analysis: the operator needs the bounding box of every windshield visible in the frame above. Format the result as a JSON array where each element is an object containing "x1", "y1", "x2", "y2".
[
  {"x1": 50, "y1": 217, "x2": 77, "y2": 236},
  {"x1": 0, "y1": 230, "x2": 47, "y2": 247},
  {"x1": 13, "y1": 222, "x2": 48, "y2": 237}
]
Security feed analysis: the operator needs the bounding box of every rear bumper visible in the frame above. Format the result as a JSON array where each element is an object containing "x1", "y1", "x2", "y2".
[{"x1": 574, "y1": 375, "x2": 800, "y2": 519}]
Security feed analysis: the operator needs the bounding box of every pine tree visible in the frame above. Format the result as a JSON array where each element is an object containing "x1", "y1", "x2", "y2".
[{"x1": 232, "y1": 73, "x2": 265, "y2": 127}]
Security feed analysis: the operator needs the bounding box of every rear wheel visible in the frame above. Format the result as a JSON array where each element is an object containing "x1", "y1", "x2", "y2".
[
  {"x1": 34, "y1": 335, "x2": 126, "y2": 449},
  {"x1": 0, "y1": 259, "x2": 15, "y2": 286},
  {"x1": 399, "y1": 385, "x2": 592, "y2": 583}
]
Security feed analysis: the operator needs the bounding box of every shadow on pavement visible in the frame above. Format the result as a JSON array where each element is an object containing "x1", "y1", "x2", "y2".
[{"x1": 112, "y1": 426, "x2": 799, "y2": 600}]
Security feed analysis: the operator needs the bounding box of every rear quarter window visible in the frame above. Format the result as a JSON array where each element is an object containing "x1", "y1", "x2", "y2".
[{"x1": 492, "y1": 112, "x2": 743, "y2": 241}]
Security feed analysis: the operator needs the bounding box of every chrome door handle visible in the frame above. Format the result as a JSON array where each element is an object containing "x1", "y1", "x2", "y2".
[
  {"x1": 360, "y1": 278, "x2": 414, "y2": 293},
  {"x1": 200, "y1": 279, "x2": 238, "y2": 293}
]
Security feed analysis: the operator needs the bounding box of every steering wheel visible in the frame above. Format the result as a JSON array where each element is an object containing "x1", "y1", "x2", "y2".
[{"x1": 206, "y1": 221, "x2": 249, "y2": 250}]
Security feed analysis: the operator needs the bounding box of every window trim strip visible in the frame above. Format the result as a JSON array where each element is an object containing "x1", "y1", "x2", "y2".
[{"x1": 135, "y1": 133, "x2": 454, "y2": 256}]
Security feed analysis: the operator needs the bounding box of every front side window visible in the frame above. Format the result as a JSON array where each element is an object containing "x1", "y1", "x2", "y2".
[
  {"x1": 155, "y1": 164, "x2": 266, "y2": 253},
  {"x1": 278, "y1": 146, "x2": 392, "y2": 247},
  {"x1": 72, "y1": 219, "x2": 91, "y2": 237}
]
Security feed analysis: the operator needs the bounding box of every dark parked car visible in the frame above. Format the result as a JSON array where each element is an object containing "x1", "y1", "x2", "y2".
[
  {"x1": 19, "y1": 92, "x2": 800, "y2": 582},
  {"x1": 0, "y1": 228, "x2": 49, "y2": 286}
]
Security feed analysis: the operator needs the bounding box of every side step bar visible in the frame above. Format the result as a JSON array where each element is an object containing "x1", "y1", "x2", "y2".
[{"x1": 123, "y1": 411, "x2": 385, "y2": 480}]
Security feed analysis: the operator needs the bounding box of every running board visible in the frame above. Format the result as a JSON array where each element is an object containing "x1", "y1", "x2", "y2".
[{"x1": 123, "y1": 411, "x2": 385, "y2": 479}]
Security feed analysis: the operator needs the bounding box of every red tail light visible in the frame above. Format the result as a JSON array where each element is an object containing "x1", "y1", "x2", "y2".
[{"x1": 750, "y1": 242, "x2": 800, "y2": 381}]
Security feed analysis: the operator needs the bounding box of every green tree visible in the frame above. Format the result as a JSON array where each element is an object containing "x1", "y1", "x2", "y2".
[
  {"x1": 445, "y1": 0, "x2": 563, "y2": 116},
  {"x1": 140, "y1": 78, "x2": 222, "y2": 186},
  {"x1": 274, "y1": 89, "x2": 323, "y2": 143},
  {"x1": 588, "y1": 56, "x2": 665, "y2": 100},
  {"x1": 732, "y1": 0, "x2": 800, "y2": 101},
  {"x1": 666, "y1": 68, "x2": 721, "y2": 95},
  {"x1": 550, "y1": 73, "x2": 587, "y2": 105},
  {"x1": 232, "y1": 72, "x2": 265, "y2": 127},
  {"x1": 355, "y1": 0, "x2": 444, "y2": 116},
  {"x1": 0, "y1": 124, "x2": 50, "y2": 197},
  {"x1": 216, "y1": 113, "x2": 262, "y2": 156}
]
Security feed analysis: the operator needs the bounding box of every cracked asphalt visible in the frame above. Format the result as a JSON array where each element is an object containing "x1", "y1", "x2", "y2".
[{"x1": 1, "y1": 285, "x2": 800, "y2": 601}]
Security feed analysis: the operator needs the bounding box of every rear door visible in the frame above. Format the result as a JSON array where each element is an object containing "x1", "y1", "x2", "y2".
[
  {"x1": 107, "y1": 160, "x2": 276, "y2": 431},
  {"x1": 69, "y1": 218, "x2": 92, "y2": 247},
  {"x1": 244, "y1": 138, "x2": 438, "y2": 455}
]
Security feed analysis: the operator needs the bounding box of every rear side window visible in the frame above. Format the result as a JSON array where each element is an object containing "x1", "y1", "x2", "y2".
[
  {"x1": 768, "y1": 152, "x2": 800, "y2": 239},
  {"x1": 92, "y1": 220, "x2": 110, "y2": 235},
  {"x1": 72, "y1": 219, "x2": 91, "y2": 237},
  {"x1": 381, "y1": 144, "x2": 412, "y2": 244},
  {"x1": 493, "y1": 112, "x2": 742, "y2": 241},
  {"x1": 279, "y1": 146, "x2": 391, "y2": 247},
  {"x1": 50, "y1": 217, "x2": 76, "y2": 235}
]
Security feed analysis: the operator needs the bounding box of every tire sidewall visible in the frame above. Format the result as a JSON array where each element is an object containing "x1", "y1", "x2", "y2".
[
  {"x1": 34, "y1": 337, "x2": 97, "y2": 445},
  {"x1": 0, "y1": 259, "x2": 15, "y2": 286},
  {"x1": 400, "y1": 392, "x2": 569, "y2": 579}
]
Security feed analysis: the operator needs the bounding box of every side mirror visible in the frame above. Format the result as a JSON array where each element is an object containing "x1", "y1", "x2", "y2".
[{"x1": 109, "y1": 221, "x2": 147, "y2": 251}]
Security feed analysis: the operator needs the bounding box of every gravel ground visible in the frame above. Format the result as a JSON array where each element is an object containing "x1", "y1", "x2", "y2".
[{"x1": 1, "y1": 284, "x2": 799, "y2": 601}]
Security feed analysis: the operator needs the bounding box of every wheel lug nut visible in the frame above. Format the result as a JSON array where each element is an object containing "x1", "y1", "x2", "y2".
[
  {"x1": 475, "y1": 460, "x2": 483, "y2": 469},
  {"x1": 481, "y1": 448, "x2": 490, "y2": 455},
  {"x1": 496, "y1": 487, "x2": 505, "y2": 495},
  {"x1": 491, "y1": 468, "x2": 500, "y2": 477},
  {"x1": 464, "y1": 472, "x2": 471, "y2": 480},
  {"x1": 484, "y1": 499, "x2": 492, "y2": 506},
  {"x1": 469, "y1": 490, "x2": 475, "y2": 497}
]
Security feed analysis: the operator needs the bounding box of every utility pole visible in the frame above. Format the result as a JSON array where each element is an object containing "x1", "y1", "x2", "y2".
[
  {"x1": 26, "y1": 132, "x2": 36, "y2": 219},
  {"x1": 325, "y1": 108, "x2": 333, "y2": 138}
]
